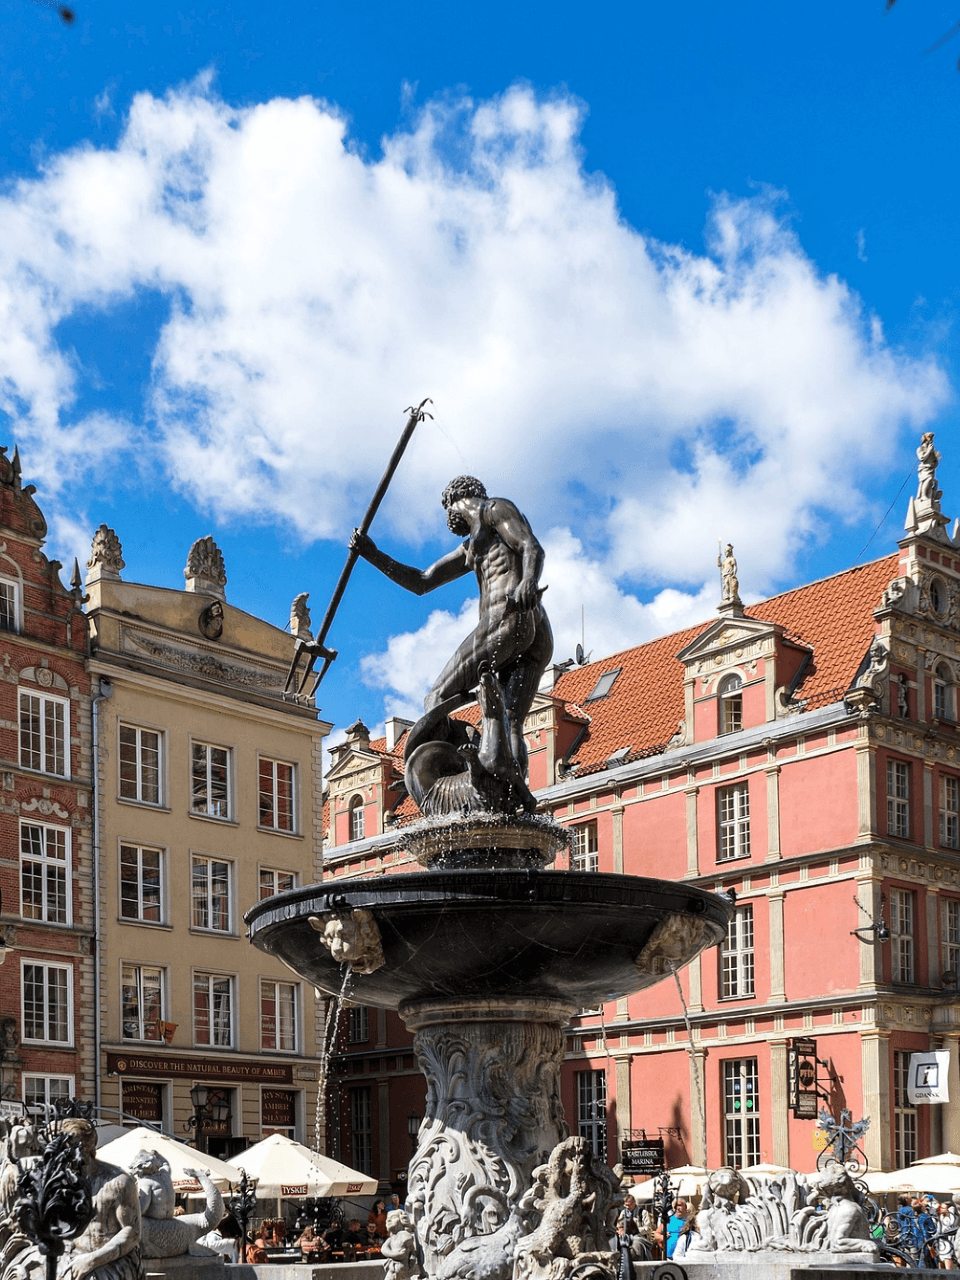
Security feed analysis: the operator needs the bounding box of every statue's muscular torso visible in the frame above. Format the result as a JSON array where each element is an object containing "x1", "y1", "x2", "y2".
[{"x1": 463, "y1": 501, "x2": 524, "y2": 610}]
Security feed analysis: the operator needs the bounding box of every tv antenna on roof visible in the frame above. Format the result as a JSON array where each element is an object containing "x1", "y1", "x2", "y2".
[{"x1": 575, "y1": 605, "x2": 591, "y2": 666}]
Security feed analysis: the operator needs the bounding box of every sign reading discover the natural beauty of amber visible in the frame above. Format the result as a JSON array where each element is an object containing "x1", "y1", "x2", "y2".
[{"x1": 106, "y1": 1053, "x2": 293, "y2": 1084}]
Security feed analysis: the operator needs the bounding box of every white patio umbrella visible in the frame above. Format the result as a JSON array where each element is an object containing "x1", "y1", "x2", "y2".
[
  {"x1": 740, "y1": 1163, "x2": 795, "y2": 1177},
  {"x1": 630, "y1": 1165, "x2": 711, "y2": 1200},
  {"x1": 227, "y1": 1133, "x2": 377, "y2": 1216},
  {"x1": 98, "y1": 1126, "x2": 239, "y2": 1192},
  {"x1": 863, "y1": 1163, "x2": 960, "y2": 1196}
]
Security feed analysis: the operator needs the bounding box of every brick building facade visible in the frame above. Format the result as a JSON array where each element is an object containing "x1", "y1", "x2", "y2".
[
  {"x1": 321, "y1": 436, "x2": 960, "y2": 1184},
  {"x1": 0, "y1": 447, "x2": 95, "y2": 1114}
]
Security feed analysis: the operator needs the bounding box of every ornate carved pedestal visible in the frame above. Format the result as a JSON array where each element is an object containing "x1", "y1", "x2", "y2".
[{"x1": 401, "y1": 997, "x2": 575, "y2": 1277}]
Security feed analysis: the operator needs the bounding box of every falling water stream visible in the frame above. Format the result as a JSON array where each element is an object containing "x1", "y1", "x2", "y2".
[
  {"x1": 671, "y1": 963, "x2": 706, "y2": 1164},
  {"x1": 314, "y1": 964, "x2": 353, "y2": 1154}
]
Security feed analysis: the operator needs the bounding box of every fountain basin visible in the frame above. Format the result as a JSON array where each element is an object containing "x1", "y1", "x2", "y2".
[{"x1": 246, "y1": 870, "x2": 732, "y2": 1009}]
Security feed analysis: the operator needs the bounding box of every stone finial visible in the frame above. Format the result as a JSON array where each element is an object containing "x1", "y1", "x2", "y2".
[
  {"x1": 344, "y1": 718, "x2": 371, "y2": 749},
  {"x1": 86, "y1": 524, "x2": 124, "y2": 584},
  {"x1": 717, "y1": 541, "x2": 743, "y2": 616},
  {"x1": 184, "y1": 535, "x2": 227, "y2": 598},
  {"x1": 905, "y1": 431, "x2": 950, "y2": 538},
  {"x1": 290, "y1": 592, "x2": 313, "y2": 641}
]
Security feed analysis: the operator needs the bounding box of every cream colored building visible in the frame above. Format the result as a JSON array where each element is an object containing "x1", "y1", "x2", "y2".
[{"x1": 85, "y1": 528, "x2": 330, "y2": 1156}]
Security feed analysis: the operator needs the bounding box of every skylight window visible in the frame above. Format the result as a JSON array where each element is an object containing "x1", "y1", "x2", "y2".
[
  {"x1": 585, "y1": 668, "x2": 621, "y2": 702},
  {"x1": 606, "y1": 747, "x2": 631, "y2": 767}
]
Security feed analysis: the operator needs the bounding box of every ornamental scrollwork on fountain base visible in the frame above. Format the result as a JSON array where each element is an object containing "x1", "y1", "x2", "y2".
[{"x1": 401, "y1": 1001, "x2": 623, "y2": 1280}]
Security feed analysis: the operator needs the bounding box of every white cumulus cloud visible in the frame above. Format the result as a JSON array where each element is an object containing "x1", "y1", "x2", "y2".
[{"x1": 0, "y1": 78, "x2": 948, "y2": 713}]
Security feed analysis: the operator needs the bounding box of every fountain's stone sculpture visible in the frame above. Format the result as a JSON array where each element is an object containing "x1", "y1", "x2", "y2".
[
  {"x1": 249, "y1": 472, "x2": 734, "y2": 1280},
  {"x1": 0, "y1": 1119, "x2": 143, "y2": 1280},
  {"x1": 686, "y1": 1160, "x2": 878, "y2": 1265},
  {"x1": 128, "y1": 1154, "x2": 223, "y2": 1259},
  {"x1": 381, "y1": 1210, "x2": 419, "y2": 1280}
]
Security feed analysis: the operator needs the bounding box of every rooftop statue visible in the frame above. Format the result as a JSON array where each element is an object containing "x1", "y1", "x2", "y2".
[
  {"x1": 907, "y1": 431, "x2": 950, "y2": 537},
  {"x1": 350, "y1": 475, "x2": 553, "y2": 818},
  {"x1": 718, "y1": 541, "x2": 742, "y2": 613}
]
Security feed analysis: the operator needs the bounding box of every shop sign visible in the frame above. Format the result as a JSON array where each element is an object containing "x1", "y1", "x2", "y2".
[
  {"x1": 262, "y1": 1089, "x2": 296, "y2": 1127},
  {"x1": 122, "y1": 1081, "x2": 163, "y2": 1123},
  {"x1": 907, "y1": 1050, "x2": 951, "y2": 1104},
  {"x1": 788, "y1": 1038, "x2": 820, "y2": 1119},
  {"x1": 106, "y1": 1053, "x2": 293, "y2": 1084},
  {"x1": 620, "y1": 1136, "x2": 664, "y2": 1176}
]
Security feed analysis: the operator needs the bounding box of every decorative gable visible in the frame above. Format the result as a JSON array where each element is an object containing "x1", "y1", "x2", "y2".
[{"x1": 676, "y1": 613, "x2": 811, "y2": 744}]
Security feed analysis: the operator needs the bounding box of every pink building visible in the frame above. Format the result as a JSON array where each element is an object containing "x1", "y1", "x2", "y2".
[{"x1": 322, "y1": 440, "x2": 960, "y2": 1186}]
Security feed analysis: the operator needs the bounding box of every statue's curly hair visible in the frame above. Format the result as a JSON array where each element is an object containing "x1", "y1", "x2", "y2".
[{"x1": 441, "y1": 476, "x2": 487, "y2": 509}]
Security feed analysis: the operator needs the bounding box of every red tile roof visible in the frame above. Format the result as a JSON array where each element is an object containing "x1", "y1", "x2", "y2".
[{"x1": 551, "y1": 553, "x2": 898, "y2": 774}]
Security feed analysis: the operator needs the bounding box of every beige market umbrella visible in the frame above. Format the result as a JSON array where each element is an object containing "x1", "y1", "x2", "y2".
[
  {"x1": 98, "y1": 1126, "x2": 239, "y2": 1192},
  {"x1": 228, "y1": 1132, "x2": 377, "y2": 1218},
  {"x1": 630, "y1": 1165, "x2": 711, "y2": 1200}
]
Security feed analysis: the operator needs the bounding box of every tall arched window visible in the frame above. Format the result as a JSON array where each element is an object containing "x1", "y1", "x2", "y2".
[
  {"x1": 349, "y1": 795, "x2": 365, "y2": 842},
  {"x1": 719, "y1": 674, "x2": 743, "y2": 735},
  {"x1": 935, "y1": 664, "x2": 954, "y2": 721}
]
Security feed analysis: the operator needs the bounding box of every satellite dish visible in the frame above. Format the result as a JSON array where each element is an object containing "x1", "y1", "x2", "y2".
[{"x1": 575, "y1": 644, "x2": 585, "y2": 665}]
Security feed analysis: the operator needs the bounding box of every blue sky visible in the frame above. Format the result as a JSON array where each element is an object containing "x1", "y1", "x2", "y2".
[{"x1": 1, "y1": 0, "x2": 960, "y2": 736}]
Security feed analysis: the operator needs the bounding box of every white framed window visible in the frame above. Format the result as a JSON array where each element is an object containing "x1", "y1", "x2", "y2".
[
  {"x1": 942, "y1": 776, "x2": 960, "y2": 850},
  {"x1": 191, "y1": 856, "x2": 232, "y2": 933},
  {"x1": 259, "y1": 868, "x2": 297, "y2": 900},
  {"x1": 887, "y1": 760, "x2": 910, "y2": 840},
  {"x1": 119, "y1": 724, "x2": 162, "y2": 805},
  {"x1": 576, "y1": 1069, "x2": 607, "y2": 1157},
  {"x1": 571, "y1": 821, "x2": 599, "y2": 872},
  {"x1": 194, "y1": 972, "x2": 234, "y2": 1048},
  {"x1": 720, "y1": 905, "x2": 755, "y2": 998},
  {"x1": 20, "y1": 822, "x2": 70, "y2": 925},
  {"x1": 348, "y1": 1006, "x2": 369, "y2": 1044},
  {"x1": 191, "y1": 742, "x2": 230, "y2": 819},
  {"x1": 943, "y1": 898, "x2": 960, "y2": 981},
  {"x1": 935, "y1": 664, "x2": 954, "y2": 721},
  {"x1": 22, "y1": 1074, "x2": 74, "y2": 1118},
  {"x1": 260, "y1": 979, "x2": 298, "y2": 1052},
  {"x1": 719, "y1": 674, "x2": 743, "y2": 735},
  {"x1": 890, "y1": 888, "x2": 915, "y2": 984},
  {"x1": 119, "y1": 844, "x2": 163, "y2": 924},
  {"x1": 723, "y1": 1057, "x2": 760, "y2": 1168},
  {"x1": 22, "y1": 960, "x2": 72, "y2": 1044},
  {"x1": 718, "y1": 782, "x2": 750, "y2": 861},
  {"x1": 349, "y1": 796, "x2": 365, "y2": 842},
  {"x1": 0, "y1": 578, "x2": 21, "y2": 634},
  {"x1": 121, "y1": 964, "x2": 164, "y2": 1041},
  {"x1": 350, "y1": 1086, "x2": 374, "y2": 1175},
  {"x1": 894, "y1": 1049, "x2": 918, "y2": 1168},
  {"x1": 258, "y1": 758, "x2": 296, "y2": 832},
  {"x1": 19, "y1": 692, "x2": 67, "y2": 777}
]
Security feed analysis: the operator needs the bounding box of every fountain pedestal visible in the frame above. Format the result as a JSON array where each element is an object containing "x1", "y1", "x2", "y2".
[
  {"x1": 247, "y1": 847, "x2": 733, "y2": 1280},
  {"x1": 401, "y1": 997, "x2": 574, "y2": 1275}
]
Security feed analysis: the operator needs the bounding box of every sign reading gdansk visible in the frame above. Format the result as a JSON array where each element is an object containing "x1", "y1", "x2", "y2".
[{"x1": 106, "y1": 1053, "x2": 293, "y2": 1084}]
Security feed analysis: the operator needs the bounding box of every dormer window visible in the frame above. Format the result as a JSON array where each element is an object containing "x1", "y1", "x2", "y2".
[
  {"x1": 719, "y1": 674, "x2": 743, "y2": 735},
  {"x1": 935, "y1": 664, "x2": 954, "y2": 721},
  {"x1": 931, "y1": 576, "x2": 947, "y2": 617},
  {"x1": 585, "y1": 668, "x2": 621, "y2": 702},
  {"x1": 349, "y1": 795, "x2": 365, "y2": 842}
]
